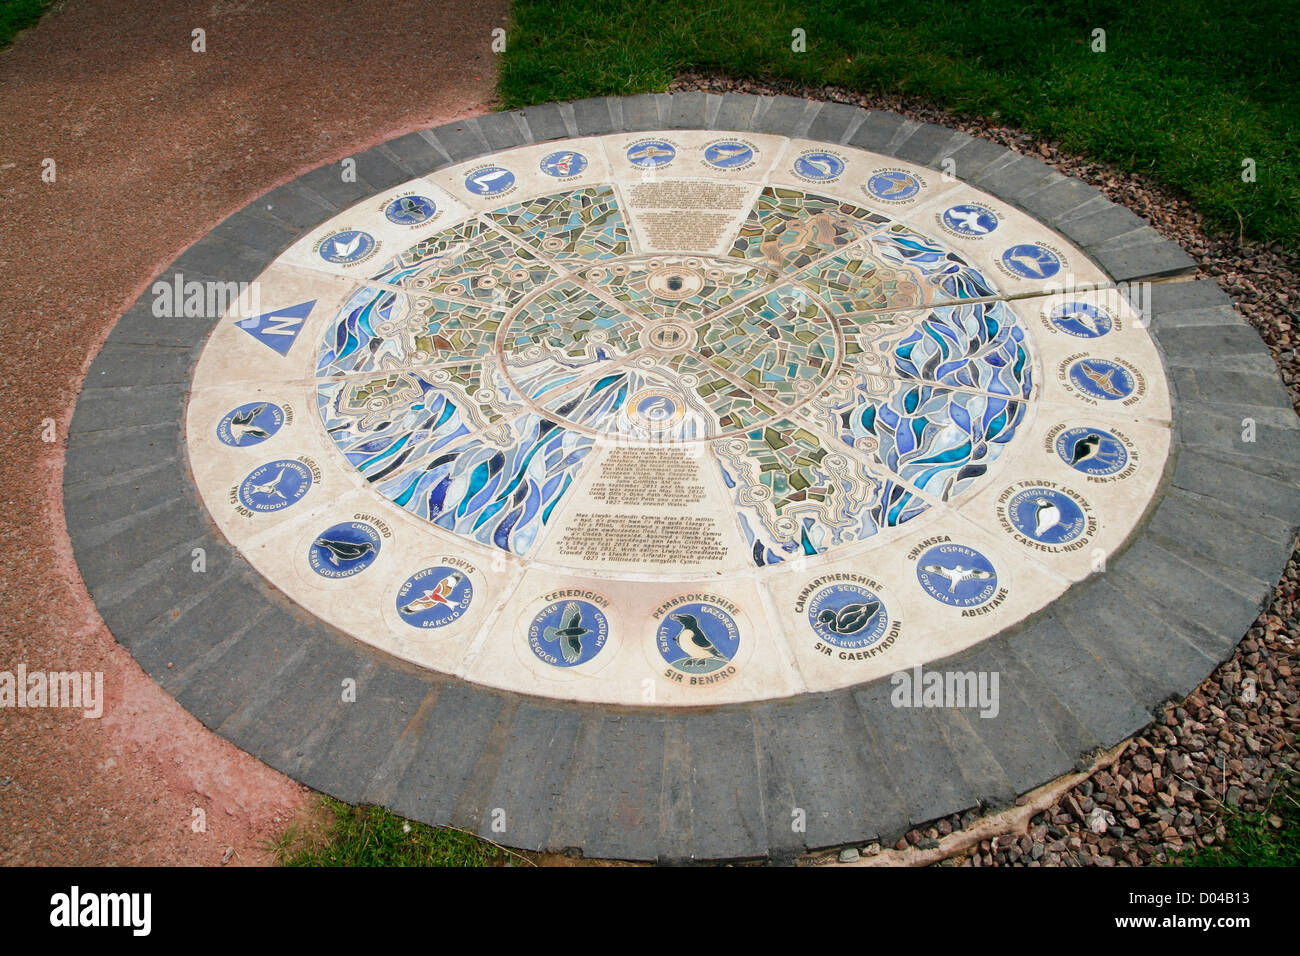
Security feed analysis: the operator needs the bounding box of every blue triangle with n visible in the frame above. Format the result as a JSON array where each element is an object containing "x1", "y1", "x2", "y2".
[{"x1": 235, "y1": 300, "x2": 316, "y2": 356}]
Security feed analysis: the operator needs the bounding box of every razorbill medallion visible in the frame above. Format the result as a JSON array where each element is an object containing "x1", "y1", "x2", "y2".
[{"x1": 656, "y1": 599, "x2": 740, "y2": 680}]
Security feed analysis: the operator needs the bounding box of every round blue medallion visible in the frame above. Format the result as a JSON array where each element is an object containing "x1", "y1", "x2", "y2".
[
  {"x1": 942, "y1": 203, "x2": 999, "y2": 236},
  {"x1": 1006, "y1": 488, "x2": 1087, "y2": 545},
  {"x1": 626, "y1": 140, "x2": 676, "y2": 168},
  {"x1": 237, "y1": 459, "x2": 312, "y2": 513},
  {"x1": 540, "y1": 150, "x2": 588, "y2": 178},
  {"x1": 807, "y1": 583, "x2": 889, "y2": 648},
  {"x1": 657, "y1": 602, "x2": 739, "y2": 674},
  {"x1": 464, "y1": 166, "x2": 515, "y2": 196},
  {"x1": 1068, "y1": 358, "x2": 1135, "y2": 401},
  {"x1": 793, "y1": 151, "x2": 844, "y2": 181},
  {"x1": 217, "y1": 401, "x2": 284, "y2": 447},
  {"x1": 1055, "y1": 426, "x2": 1129, "y2": 476},
  {"x1": 384, "y1": 195, "x2": 437, "y2": 225},
  {"x1": 396, "y1": 566, "x2": 474, "y2": 629},
  {"x1": 528, "y1": 599, "x2": 609, "y2": 667},
  {"x1": 703, "y1": 141, "x2": 754, "y2": 168},
  {"x1": 1049, "y1": 301, "x2": 1113, "y2": 338},
  {"x1": 319, "y1": 229, "x2": 376, "y2": 264},
  {"x1": 1001, "y1": 243, "x2": 1061, "y2": 279},
  {"x1": 916, "y1": 544, "x2": 999, "y2": 607},
  {"x1": 309, "y1": 521, "x2": 382, "y2": 578},
  {"x1": 866, "y1": 170, "x2": 921, "y2": 202}
]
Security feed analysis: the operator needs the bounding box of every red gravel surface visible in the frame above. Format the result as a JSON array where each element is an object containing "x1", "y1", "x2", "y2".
[{"x1": 0, "y1": 0, "x2": 506, "y2": 866}]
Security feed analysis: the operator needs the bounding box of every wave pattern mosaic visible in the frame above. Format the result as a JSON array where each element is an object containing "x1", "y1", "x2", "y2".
[{"x1": 187, "y1": 129, "x2": 1172, "y2": 705}]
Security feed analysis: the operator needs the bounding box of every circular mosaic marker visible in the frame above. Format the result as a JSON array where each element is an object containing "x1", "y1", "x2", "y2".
[
  {"x1": 464, "y1": 165, "x2": 515, "y2": 195},
  {"x1": 916, "y1": 544, "x2": 999, "y2": 608},
  {"x1": 1005, "y1": 487, "x2": 1088, "y2": 546},
  {"x1": 308, "y1": 521, "x2": 382, "y2": 579},
  {"x1": 78, "y1": 103, "x2": 1259, "y2": 864},
  {"x1": 703, "y1": 140, "x2": 754, "y2": 168},
  {"x1": 1001, "y1": 243, "x2": 1061, "y2": 279},
  {"x1": 1049, "y1": 301, "x2": 1113, "y2": 338},
  {"x1": 628, "y1": 388, "x2": 685, "y2": 431},
  {"x1": 528, "y1": 599, "x2": 609, "y2": 667},
  {"x1": 395, "y1": 566, "x2": 474, "y2": 629},
  {"x1": 645, "y1": 261, "x2": 708, "y2": 298},
  {"x1": 180, "y1": 120, "x2": 1176, "y2": 712},
  {"x1": 540, "y1": 150, "x2": 588, "y2": 178},
  {"x1": 626, "y1": 140, "x2": 676, "y2": 168},
  {"x1": 1068, "y1": 357, "x2": 1136, "y2": 401},
  {"x1": 866, "y1": 170, "x2": 921, "y2": 202},
  {"x1": 641, "y1": 320, "x2": 695, "y2": 351},
  {"x1": 792, "y1": 150, "x2": 844, "y2": 181},
  {"x1": 217, "y1": 401, "x2": 284, "y2": 447},
  {"x1": 1055, "y1": 426, "x2": 1129, "y2": 477},
  {"x1": 237, "y1": 459, "x2": 312, "y2": 512},
  {"x1": 807, "y1": 582, "x2": 890, "y2": 649},
  {"x1": 942, "y1": 203, "x2": 999, "y2": 237},
  {"x1": 657, "y1": 601, "x2": 740, "y2": 676},
  {"x1": 384, "y1": 195, "x2": 437, "y2": 225},
  {"x1": 318, "y1": 229, "x2": 376, "y2": 264}
]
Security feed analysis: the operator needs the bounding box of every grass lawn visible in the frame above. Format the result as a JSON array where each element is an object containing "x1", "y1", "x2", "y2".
[
  {"x1": 500, "y1": 0, "x2": 1299, "y2": 252},
  {"x1": 0, "y1": 0, "x2": 48, "y2": 50},
  {"x1": 273, "y1": 798, "x2": 508, "y2": 867},
  {"x1": 1172, "y1": 771, "x2": 1299, "y2": 867}
]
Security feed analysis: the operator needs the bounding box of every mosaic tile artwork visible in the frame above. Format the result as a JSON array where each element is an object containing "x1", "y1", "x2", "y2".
[
  {"x1": 485, "y1": 186, "x2": 631, "y2": 260},
  {"x1": 369, "y1": 217, "x2": 558, "y2": 303},
  {"x1": 729, "y1": 187, "x2": 887, "y2": 268},
  {"x1": 186, "y1": 129, "x2": 1172, "y2": 706}
]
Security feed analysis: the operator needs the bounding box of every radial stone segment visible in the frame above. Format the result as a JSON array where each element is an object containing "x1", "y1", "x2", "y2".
[{"x1": 70, "y1": 96, "x2": 1300, "y2": 861}]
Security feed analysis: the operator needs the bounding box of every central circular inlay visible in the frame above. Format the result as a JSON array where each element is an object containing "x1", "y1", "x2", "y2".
[
  {"x1": 646, "y1": 262, "x2": 707, "y2": 299},
  {"x1": 641, "y1": 321, "x2": 695, "y2": 352},
  {"x1": 184, "y1": 126, "x2": 1172, "y2": 706}
]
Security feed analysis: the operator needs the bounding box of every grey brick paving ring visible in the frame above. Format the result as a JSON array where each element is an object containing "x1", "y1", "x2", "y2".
[{"x1": 66, "y1": 94, "x2": 1300, "y2": 861}]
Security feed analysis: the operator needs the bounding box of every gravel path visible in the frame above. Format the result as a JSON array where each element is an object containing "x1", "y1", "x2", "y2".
[
  {"x1": 668, "y1": 73, "x2": 1299, "y2": 866},
  {"x1": 0, "y1": 0, "x2": 505, "y2": 866}
]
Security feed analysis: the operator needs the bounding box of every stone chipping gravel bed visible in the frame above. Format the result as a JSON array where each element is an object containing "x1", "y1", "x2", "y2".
[{"x1": 669, "y1": 73, "x2": 1300, "y2": 867}]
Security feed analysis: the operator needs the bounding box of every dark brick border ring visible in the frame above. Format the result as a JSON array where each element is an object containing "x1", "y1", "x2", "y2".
[{"x1": 65, "y1": 94, "x2": 1300, "y2": 862}]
